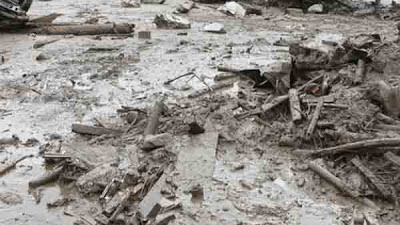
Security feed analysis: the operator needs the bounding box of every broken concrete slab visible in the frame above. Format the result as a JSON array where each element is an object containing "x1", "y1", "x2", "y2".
[
  {"x1": 154, "y1": 14, "x2": 191, "y2": 29},
  {"x1": 153, "y1": 214, "x2": 176, "y2": 225},
  {"x1": 308, "y1": 4, "x2": 323, "y2": 13},
  {"x1": 137, "y1": 174, "x2": 168, "y2": 220},
  {"x1": 174, "y1": 132, "x2": 218, "y2": 198},
  {"x1": 204, "y1": 22, "x2": 226, "y2": 34},
  {"x1": 76, "y1": 164, "x2": 118, "y2": 195},
  {"x1": 218, "y1": 1, "x2": 246, "y2": 18}
]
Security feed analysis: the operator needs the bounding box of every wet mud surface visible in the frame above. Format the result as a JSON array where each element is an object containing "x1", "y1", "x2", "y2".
[{"x1": 1, "y1": 0, "x2": 400, "y2": 225}]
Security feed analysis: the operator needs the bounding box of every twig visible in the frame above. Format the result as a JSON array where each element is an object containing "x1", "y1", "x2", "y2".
[
  {"x1": 384, "y1": 152, "x2": 400, "y2": 167},
  {"x1": 0, "y1": 154, "x2": 34, "y2": 175},
  {"x1": 193, "y1": 73, "x2": 213, "y2": 92},
  {"x1": 310, "y1": 138, "x2": 400, "y2": 157},
  {"x1": 163, "y1": 72, "x2": 194, "y2": 85}
]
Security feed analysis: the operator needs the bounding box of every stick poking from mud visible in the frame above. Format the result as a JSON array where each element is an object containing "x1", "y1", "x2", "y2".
[{"x1": 0, "y1": 154, "x2": 34, "y2": 176}]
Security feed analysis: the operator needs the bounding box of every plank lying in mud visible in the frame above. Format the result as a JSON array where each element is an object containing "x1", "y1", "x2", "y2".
[
  {"x1": 351, "y1": 157, "x2": 392, "y2": 199},
  {"x1": 72, "y1": 124, "x2": 123, "y2": 136}
]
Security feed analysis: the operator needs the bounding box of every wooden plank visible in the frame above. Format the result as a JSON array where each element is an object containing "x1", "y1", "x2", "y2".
[
  {"x1": 72, "y1": 123, "x2": 122, "y2": 136},
  {"x1": 306, "y1": 97, "x2": 324, "y2": 139},
  {"x1": 351, "y1": 157, "x2": 392, "y2": 199}
]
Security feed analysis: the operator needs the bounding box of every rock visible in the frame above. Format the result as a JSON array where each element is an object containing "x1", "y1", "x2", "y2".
[
  {"x1": 76, "y1": 164, "x2": 118, "y2": 195},
  {"x1": 154, "y1": 214, "x2": 176, "y2": 225},
  {"x1": 297, "y1": 178, "x2": 305, "y2": 187},
  {"x1": 121, "y1": 0, "x2": 141, "y2": 8},
  {"x1": 286, "y1": 8, "x2": 303, "y2": 17},
  {"x1": 175, "y1": 1, "x2": 195, "y2": 14},
  {"x1": 0, "y1": 192, "x2": 23, "y2": 205},
  {"x1": 142, "y1": 133, "x2": 173, "y2": 151},
  {"x1": 154, "y1": 14, "x2": 191, "y2": 29},
  {"x1": 142, "y1": 0, "x2": 165, "y2": 4},
  {"x1": 308, "y1": 4, "x2": 323, "y2": 13},
  {"x1": 218, "y1": 2, "x2": 246, "y2": 18},
  {"x1": 36, "y1": 52, "x2": 49, "y2": 61},
  {"x1": 33, "y1": 38, "x2": 60, "y2": 49},
  {"x1": 204, "y1": 23, "x2": 226, "y2": 34}
]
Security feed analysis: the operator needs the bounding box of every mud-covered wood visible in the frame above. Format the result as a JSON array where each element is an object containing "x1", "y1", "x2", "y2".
[
  {"x1": 72, "y1": 124, "x2": 123, "y2": 136},
  {"x1": 306, "y1": 97, "x2": 324, "y2": 139},
  {"x1": 353, "y1": 59, "x2": 366, "y2": 85},
  {"x1": 28, "y1": 166, "x2": 64, "y2": 188},
  {"x1": 31, "y1": 23, "x2": 134, "y2": 35},
  {"x1": 308, "y1": 160, "x2": 359, "y2": 198},
  {"x1": 351, "y1": 157, "x2": 392, "y2": 199}
]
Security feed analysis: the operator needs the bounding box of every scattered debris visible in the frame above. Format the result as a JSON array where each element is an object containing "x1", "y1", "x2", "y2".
[
  {"x1": 154, "y1": 14, "x2": 191, "y2": 29},
  {"x1": 72, "y1": 123, "x2": 123, "y2": 136},
  {"x1": 204, "y1": 22, "x2": 226, "y2": 34},
  {"x1": 0, "y1": 192, "x2": 23, "y2": 205}
]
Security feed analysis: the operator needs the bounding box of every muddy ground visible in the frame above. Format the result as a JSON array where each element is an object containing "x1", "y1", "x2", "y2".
[{"x1": 1, "y1": 0, "x2": 400, "y2": 225}]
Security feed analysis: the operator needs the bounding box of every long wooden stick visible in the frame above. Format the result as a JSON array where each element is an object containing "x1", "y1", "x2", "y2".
[
  {"x1": 311, "y1": 138, "x2": 400, "y2": 157},
  {"x1": 308, "y1": 160, "x2": 359, "y2": 198},
  {"x1": 29, "y1": 166, "x2": 64, "y2": 188},
  {"x1": 0, "y1": 154, "x2": 33, "y2": 175},
  {"x1": 31, "y1": 23, "x2": 134, "y2": 35}
]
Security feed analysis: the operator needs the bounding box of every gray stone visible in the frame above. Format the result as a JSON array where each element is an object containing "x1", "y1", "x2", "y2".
[
  {"x1": 204, "y1": 23, "x2": 226, "y2": 34},
  {"x1": 308, "y1": 4, "x2": 323, "y2": 13},
  {"x1": 154, "y1": 214, "x2": 176, "y2": 225},
  {"x1": 121, "y1": 0, "x2": 141, "y2": 8},
  {"x1": 76, "y1": 164, "x2": 118, "y2": 195},
  {"x1": 142, "y1": 133, "x2": 173, "y2": 151},
  {"x1": 218, "y1": 2, "x2": 246, "y2": 18},
  {"x1": 138, "y1": 174, "x2": 167, "y2": 219},
  {"x1": 154, "y1": 14, "x2": 191, "y2": 29},
  {"x1": 175, "y1": 1, "x2": 195, "y2": 14}
]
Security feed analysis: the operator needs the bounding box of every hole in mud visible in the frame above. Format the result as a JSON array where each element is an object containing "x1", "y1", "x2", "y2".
[{"x1": 190, "y1": 184, "x2": 204, "y2": 204}]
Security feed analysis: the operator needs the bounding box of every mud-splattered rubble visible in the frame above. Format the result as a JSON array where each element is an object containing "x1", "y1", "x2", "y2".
[{"x1": 2, "y1": 0, "x2": 400, "y2": 225}]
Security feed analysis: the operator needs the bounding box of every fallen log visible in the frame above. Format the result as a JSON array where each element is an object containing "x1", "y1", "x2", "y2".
[
  {"x1": 351, "y1": 157, "x2": 392, "y2": 200},
  {"x1": 384, "y1": 151, "x2": 400, "y2": 167},
  {"x1": 72, "y1": 123, "x2": 123, "y2": 136},
  {"x1": 374, "y1": 124, "x2": 400, "y2": 132},
  {"x1": 308, "y1": 160, "x2": 359, "y2": 198},
  {"x1": 306, "y1": 97, "x2": 324, "y2": 139},
  {"x1": 30, "y1": 23, "x2": 134, "y2": 35},
  {"x1": 28, "y1": 166, "x2": 64, "y2": 188},
  {"x1": 0, "y1": 154, "x2": 34, "y2": 176}
]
